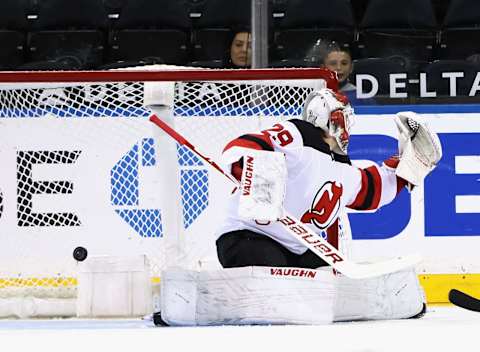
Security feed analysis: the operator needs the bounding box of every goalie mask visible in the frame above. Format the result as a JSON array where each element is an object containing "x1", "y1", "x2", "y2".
[{"x1": 302, "y1": 88, "x2": 355, "y2": 153}]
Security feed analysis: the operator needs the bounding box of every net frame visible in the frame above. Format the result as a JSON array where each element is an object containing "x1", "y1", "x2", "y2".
[
  {"x1": 0, "y1": 68, "x2": 338, "y2": 86},
  {"x1": 0, "y1": 66, "x2": 339, "y2": 318}
]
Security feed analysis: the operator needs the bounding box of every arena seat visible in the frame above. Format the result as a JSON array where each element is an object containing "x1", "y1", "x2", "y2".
[
  {"x1": 109, "y1": 29, "x2": 189, "y2": 65},
  {"x1": 28, "y1": 31, "x2": 105, "y2": 69},
  {"x1": 0, "y1": 0, "x2": 29, "y2": 69},
  {"x1": 98, "y1": 57, "x2": 164, "y2": 69},
  {"x1": 273, "y1": 28, "x2": 353, "y2": 61},
  {"x1": 0, "y1": 0, "x2": 29, "y2": 30},
  {"x1": 358, "y1": 0, "x2": 437, "y2": 64},
  {"x1": 360, "y1": 0, "x2": 437, "y2": 29},
  {"x1": 107, "y1": 0, "x2": 191, "y2": 65},
  {"x1": 439, "y1": 30, "x2": 480, "y2": 60},
  {"x1": 26, "y1": 0, "x2": 107, "y2": 69},
  {"x1": 116, "y1": 0, "x2": 191, "y2": 30},
  {"x1": 270, "y1": 0, "x2": 354, "y2": 62},
  {"x1": 273, "y1": 0, "x2": 355, "y2": 29},
  {"x1": 439, "y1": 0, "x2": 480, "y2": 60},
  {"x1": 357, "y1": 31, "x2": 437, "y2": 67},
  {"x1": 189, "y1": 0, "x2": 252, "y2": 63},
  {"x1": 191, "y1": 28, "x2": 233, "y2": 62},
  {"x1": 16, "y1": 57, "x2": 85, "y2": 71},
  {"x1": 0, "y1": 32, "x2": 26, "y2": 69},
  {"x1": 103, "y1": 0, "x2": 125, "y2": 18},
  {"x1": 269, "y1": 58, "x2": 315, "y2": 68},
  {"x1": 188, "y1": 59, "x2": 224, "y2": 68},
  {"x1": 442, "y1": 0, "x2": 480, "y2": 27},
  {"x1": 192, "y1": 0, "x2": 251, "y2": 28}
]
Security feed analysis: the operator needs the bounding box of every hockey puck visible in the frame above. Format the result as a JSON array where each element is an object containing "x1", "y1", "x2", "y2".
[{"x1": 73, "y1": 246, "x2": 88, "y2": 262}]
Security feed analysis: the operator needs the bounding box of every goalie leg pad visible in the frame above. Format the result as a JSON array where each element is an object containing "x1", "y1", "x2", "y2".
[
  {"x1": 333, "y1": 267, "x2": 426, "y2": 322},
  {"x1": 160, "y1": 266, "x2": 335, "y2": 326}
]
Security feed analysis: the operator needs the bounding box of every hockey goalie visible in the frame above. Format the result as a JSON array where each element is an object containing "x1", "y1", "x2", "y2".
[{"x1": 159, "y1": 88, "x2": 442, "y2": 326}]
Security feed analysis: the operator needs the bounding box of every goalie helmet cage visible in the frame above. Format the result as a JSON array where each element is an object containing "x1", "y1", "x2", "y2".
[{"x1": 0, "y1": 65, "x2": 341, "y2": 318}]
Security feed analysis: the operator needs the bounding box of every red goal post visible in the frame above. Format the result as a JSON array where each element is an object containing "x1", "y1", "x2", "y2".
[{"x1": 0, "y1": 65, "x2": 340, "y2": 318}]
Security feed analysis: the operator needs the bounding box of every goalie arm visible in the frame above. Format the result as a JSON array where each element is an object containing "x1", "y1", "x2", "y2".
[
  {"x1": 346, "y1": 158, "x2": 407, "y2": 211},
  {"x1": 347, "y1": 111, "x2": 442, "y2": 211}
]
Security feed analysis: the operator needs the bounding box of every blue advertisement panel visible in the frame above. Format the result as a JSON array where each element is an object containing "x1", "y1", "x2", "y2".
[{"x1": 349, "y1": 105, "x2": 480, "y2": 247}]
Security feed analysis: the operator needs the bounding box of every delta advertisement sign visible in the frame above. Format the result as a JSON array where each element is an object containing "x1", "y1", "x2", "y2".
[{"x1": 355, "y1": 72, "x2": 480, "y2": 98}]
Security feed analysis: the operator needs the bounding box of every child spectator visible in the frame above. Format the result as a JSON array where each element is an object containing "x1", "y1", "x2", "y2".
[{"x1": 323, "y1": 45, "x2": 355, "y2": 93}]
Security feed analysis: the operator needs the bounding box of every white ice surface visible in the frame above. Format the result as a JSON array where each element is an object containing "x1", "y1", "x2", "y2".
[{"x1": 0, "y1": 306, "x2": 478, "y2": 352}]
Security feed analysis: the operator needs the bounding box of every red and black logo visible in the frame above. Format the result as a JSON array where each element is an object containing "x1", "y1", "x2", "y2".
[{"x1": 300, "y1": 181, "x2": 343, "y2": 229}]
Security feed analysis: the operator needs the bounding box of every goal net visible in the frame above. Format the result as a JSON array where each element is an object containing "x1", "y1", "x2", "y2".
[{"x1": 0, "y1": 65, "x2": 338, "y2": 318}]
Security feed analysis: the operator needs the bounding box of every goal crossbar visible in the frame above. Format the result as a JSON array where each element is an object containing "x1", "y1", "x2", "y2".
[{"x1": 0, "y1": 68, "x2": 338, "y2": 87}]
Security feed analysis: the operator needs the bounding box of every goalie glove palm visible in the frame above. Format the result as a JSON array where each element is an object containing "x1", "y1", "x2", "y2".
[{"x1": 394, "y1": 111, "x2": 442, "y2": 187}]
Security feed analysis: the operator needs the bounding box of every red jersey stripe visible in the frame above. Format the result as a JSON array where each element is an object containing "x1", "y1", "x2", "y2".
[
  {"x1": 348, "y1": 169, "x2": 369, "y2": 209},
  {"x1": 348, "y1": 166, "x2": 382, "y2": 211},
  {"x1": 223, "y1": 133, "x2": 273, "y2": 153},
  {"x1": 365, "y1": 165, "x2": 382, "y2": 210}
]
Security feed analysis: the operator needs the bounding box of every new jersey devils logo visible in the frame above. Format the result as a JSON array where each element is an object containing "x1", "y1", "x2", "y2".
[{"x1": 300, "y1": 181, "x2": 343, "y2": 230}]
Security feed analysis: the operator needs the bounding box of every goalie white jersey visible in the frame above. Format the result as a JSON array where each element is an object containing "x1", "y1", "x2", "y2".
[{"x1": 217, "y1": 119, "x2": 406, "y2": 255}]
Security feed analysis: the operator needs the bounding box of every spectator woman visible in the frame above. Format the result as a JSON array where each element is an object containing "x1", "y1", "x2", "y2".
[{"x1": 225, "y1": 30, "x2": 252, "y2": 68}]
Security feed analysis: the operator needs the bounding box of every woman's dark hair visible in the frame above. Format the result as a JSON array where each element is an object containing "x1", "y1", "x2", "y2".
[{"x1": 223, "y1": 26, "x2": 252, "y2": 68}]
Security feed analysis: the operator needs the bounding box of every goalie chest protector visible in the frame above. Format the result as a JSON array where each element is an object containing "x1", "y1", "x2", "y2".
[{"x1": 218, "y1": 119, "x2": 362, "y2": 255}]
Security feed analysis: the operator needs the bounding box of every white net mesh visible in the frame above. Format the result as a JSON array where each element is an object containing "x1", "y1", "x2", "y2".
[{"x1": 0, "y1": 67, "x2": 335, "y2": 316}]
